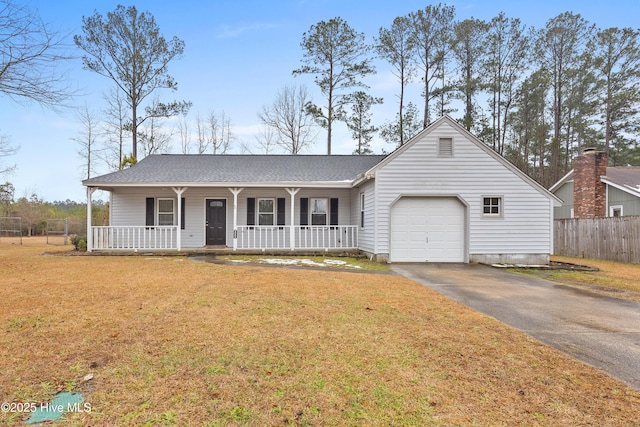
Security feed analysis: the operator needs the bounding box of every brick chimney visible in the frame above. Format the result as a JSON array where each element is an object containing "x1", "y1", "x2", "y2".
[{"x1": 573, "y1": 149, "x2": 607, "y2": 218}]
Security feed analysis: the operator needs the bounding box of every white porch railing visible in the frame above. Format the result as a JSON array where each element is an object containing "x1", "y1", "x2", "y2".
[
  {"x1": 236, "y1": 226, "x2": 290, "y2": 249},
  {"x1": 89, "y1": 225, "x2": 357, "y2": 251},
  {"x1": 236, "y1": 225, "x2": 358, "y2": 250},
  {"x1": 91, "y1": 226, "x2": 178, "y2": 250}
]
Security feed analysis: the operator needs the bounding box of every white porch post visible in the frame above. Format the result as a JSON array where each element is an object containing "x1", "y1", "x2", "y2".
[
  {"x1": 286, "y1": 188, "x2": 300, "y2": 251},
  {"x1": 229, "y1": 188, "x2": 244, "y2": 250},
  {"x1": 172, "y1": 187, "x2": 187, "y2": 251},
  {"x1": 86, "y1": 187, "x2": 96, "y2": 252}
]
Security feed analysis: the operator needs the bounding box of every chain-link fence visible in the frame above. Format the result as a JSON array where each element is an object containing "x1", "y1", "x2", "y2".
[{"x1": 0, "y1": 217, "x2": 22, "y2": 244}]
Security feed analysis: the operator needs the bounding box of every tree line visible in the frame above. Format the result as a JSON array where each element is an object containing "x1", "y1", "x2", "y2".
[
  {"x1": 293, "y1": 6, "x2": 640, "y2": 187},
  {"x1": 0, "y1": 183, "x2": 108, "y2": 236},
  {"x1": 1, "y1": 1, "x2": 639, "y2": 195}
]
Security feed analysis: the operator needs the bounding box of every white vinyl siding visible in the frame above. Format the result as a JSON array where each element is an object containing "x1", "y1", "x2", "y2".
[
  {"x1": 374, "y1": 120, "x2": 553, "y2": 260},
  {"x1": 351, "y1": 181, "x2": 376, "y2": 254}
]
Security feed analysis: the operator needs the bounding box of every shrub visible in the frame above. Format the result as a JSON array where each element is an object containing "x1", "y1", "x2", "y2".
[{"x1": 71, "y1": 235, "x2": 87, "y2": 252}]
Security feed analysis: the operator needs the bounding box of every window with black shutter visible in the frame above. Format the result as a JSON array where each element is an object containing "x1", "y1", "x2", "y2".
[
  {"x1": 181, "y1": 198, "x2": 186, "y2": 230},
  {"x1": 299, "y1": 197, "x2": 309, "y2": 226},
  {"x1": 145, "y1": 198, "x2": 155, "y2": 226},
  {"x1": 330, "y1": 198, "x2": 339, "y2": 225},
  {"x1": 247, "y1": 197, "x2": 256, "y2": 226},
  {"x1": 277, "y1": 198, "x2": 285, "y2": 226}
]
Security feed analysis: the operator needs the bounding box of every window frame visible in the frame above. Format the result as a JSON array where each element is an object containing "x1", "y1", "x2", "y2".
[
  {"x1": 610, "y1": 205, "x2": 623, "y2": 217},
  {"x1": 481, "y1": 196, "x2": 503, "y2": 219},
  {"x1": 157, "y1": 198, "x2": 175, "y2": 226},
  {"x1": 310, "y1": 197, "x2": 329, "y2": 226},
  {"x1": 257, "y1": 198, "x2": 276, "y2": 226}
]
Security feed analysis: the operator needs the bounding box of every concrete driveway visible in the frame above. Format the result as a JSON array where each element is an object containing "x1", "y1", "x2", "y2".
[{"x1": 391, "y1": 263, "x2": 640, "y2": 391}]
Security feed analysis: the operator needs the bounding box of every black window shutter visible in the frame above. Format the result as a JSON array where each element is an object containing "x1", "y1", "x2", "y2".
[
  {"x1": 145, "y1": 198, "x2": 154, "y2": 226},
  {"x1": 299, "y1": 198, "x2": 309, "y2": 226},
  {"x1": 277, "y1": 198, "x2": 285, "y2": 226},
  {"x1": 247, "y1": 197, "x2": 256, "y2": 225},
  {"x1": 181, "y1": 198, "x2": 186, "y2": 230},
  {"x1": 330, "y1": 198, "x2": 339, "y2": 225}
]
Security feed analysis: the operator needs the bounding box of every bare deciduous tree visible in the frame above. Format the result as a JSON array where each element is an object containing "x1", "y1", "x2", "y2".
[
  {"x1": 253, "y1": 124, "x2": 279, "y2": 154},
  {"x1": 100, "y1": 87, "x2": 129, "y2": 170},
  {"x1": 0, "y1": 132, "x2": 17, "y2": 178},
  {"x1": 258, "y1": 84, "x2": 317, "y2": 154},
  {"x1": 71, "y1": 103, "x2": 100, "y2": 180},
  {"x1": 195, "y1": 110, "x2": 234, "y2": 154},
  {"x1": 0, "y1": 0, "x2": 73, "y2": 108},
  {"x1": 208, "y1": 110, "x2": 233, "y2": 154},
  {"x1": 177, "y1": 111, "x2": 192, "y2": 154},
  {"x1": 138, "y1": 113, "x2": 174, "y2": 157}
]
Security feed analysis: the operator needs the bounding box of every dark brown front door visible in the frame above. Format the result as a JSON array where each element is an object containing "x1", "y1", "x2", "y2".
[{"x1": 206, "y1": 199, "x2": 226, "y2": 245}]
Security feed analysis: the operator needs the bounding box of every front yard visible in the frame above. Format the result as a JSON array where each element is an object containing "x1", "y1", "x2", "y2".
[{"x1": 1, "y1": 238, "x2": 639, "y2": 425}]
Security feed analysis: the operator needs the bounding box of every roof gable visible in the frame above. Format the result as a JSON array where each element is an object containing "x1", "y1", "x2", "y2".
[
  {"x1": 549, "y1": 170, "x2": 574, "y2": 193},
  {"x1": 364, "y1": 115, "x2": 561, "y2": 205}
]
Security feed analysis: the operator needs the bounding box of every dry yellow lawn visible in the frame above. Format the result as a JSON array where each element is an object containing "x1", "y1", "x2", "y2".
[
  {"x1": 1, "y1": 237, "x2": 639, "y2": 426},
  {"x1": 540, "y1": 255, "x2": 640, "y2": 302}
]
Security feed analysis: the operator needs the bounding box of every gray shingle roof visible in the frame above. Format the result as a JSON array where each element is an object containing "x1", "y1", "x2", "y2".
[
  {"x1": 83, "y1": 154, "x2": 386, "y2": 186},
  {"x1": 604, "y1": 166, "x2": 640, "y2": 192},
  {"x1": 604, "y1": 166, "x2": 640, "y2": 196}
]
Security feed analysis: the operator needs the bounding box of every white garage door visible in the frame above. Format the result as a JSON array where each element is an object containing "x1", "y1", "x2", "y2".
[{"x1": 390, "y1": 197, "x2": 465, "y2": 262}]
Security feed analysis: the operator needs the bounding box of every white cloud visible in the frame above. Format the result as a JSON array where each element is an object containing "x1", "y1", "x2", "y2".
[{"x1": 215, "y1": 23, "x2": 278, "y2": 39}]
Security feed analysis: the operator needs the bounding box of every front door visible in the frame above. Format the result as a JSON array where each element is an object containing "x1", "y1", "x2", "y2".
[{"x1": 205, "y1": 199, "x2": 226, "y2": 246}]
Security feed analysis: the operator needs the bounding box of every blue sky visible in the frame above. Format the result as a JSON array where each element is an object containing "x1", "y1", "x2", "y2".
[{"x1": 2, "y1": 0, "x2": 639, "y2": 202}]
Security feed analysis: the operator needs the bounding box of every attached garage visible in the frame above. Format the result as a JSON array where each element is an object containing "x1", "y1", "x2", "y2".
[{"x1": 390, "y1": 197, "x2": 466, "y2": 262}]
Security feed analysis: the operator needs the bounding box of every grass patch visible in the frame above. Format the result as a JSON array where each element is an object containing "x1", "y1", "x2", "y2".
[
  {"x1": 511, "y1": 255, "x2": 640, "y2": 303},
  {"x1": 1, "y1": 237, "x2": 639, "y2": 425}
]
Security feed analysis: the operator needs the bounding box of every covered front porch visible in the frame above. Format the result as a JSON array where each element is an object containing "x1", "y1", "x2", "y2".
[{"x1": 86, "y1": 186, "x2": 360, "y2": 252}]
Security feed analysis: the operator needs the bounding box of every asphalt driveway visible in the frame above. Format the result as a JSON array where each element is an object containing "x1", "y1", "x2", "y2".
[{"x1": 392, "y1": 263, "x2": 640, "y2": 391}]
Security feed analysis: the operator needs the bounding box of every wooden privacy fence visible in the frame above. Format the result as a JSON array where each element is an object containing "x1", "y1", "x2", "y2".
[{"x1": 554, "y1": 216, "x2": 640, "y2": 263}]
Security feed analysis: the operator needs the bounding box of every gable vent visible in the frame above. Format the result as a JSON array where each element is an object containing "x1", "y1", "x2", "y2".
[{"x1": 438, "y1": 137, "x2": 453, "y2": 157}]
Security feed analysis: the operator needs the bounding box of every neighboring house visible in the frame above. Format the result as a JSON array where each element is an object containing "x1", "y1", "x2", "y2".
[
  {"x1": 83, "y1": 116, "x2": 560, "y2": 264},
  {"x1": 550, "y1": 149, "x2": 640, "y2": 219}
]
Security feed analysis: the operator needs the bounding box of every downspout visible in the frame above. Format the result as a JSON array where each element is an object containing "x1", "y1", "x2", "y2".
[{"x1": 549, "y1": 198, "x2": 555, "y2": 256}]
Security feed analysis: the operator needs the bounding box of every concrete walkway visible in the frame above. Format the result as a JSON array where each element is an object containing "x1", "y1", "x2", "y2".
[{"x1": 391, "y1": 263, "x2": 640, "y2": 391}]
